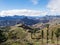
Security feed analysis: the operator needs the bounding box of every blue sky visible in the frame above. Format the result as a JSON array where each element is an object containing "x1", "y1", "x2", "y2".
[
  {"x1": 0, "y1": 0, "x2": 49, "y2": 10},
  {"x1": 0, "y1": 0, "x2": 60, "y2": 16}
]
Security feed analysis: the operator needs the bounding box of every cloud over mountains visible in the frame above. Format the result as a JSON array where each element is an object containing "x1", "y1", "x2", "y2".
[
  {"x1": 0, "y1": 9, "x2": 47, "y2": 17},
  {"x1": 0, "y1": 0, "x2": 60, "y2": 17}
]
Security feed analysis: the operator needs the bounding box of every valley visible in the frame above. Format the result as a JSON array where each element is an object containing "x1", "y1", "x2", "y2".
[{"x1": 0, "y1": 15, "x2": 60, "y2": 45}]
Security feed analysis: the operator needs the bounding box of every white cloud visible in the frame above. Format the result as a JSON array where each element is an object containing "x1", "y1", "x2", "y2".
[
  {"x1": 0, "y1": 9, "x2": 47, "y2": 17},
  {"x1": 30, "y1": 0, "x2": 39, "y2": 5},
  {"x1": 47, "y1": 0, "x2": 60, "y2": 15}
]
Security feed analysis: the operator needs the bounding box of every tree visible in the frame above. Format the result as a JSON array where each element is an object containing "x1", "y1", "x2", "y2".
[
  {"x1": 45, "y1": 24, "x2": 49, "y2": 45},
  {"x1": 0, "y1": 29, "x2": 7, "y2": 43},
  {"x1": 51, "y1": 30, "x2": 54, "y2": 43},
  {"x1": 41, "y1": 30, "x2": 44, "y2": 45},
  {"x1": 28, "y1": 28, "x2": 39, "y2": 39},
  {"x1": 46, "y1": 24, "x2": 49, "y2": 28},
  {"x1": 55, "y1": 28, "x2": 60, "y2": 45},
  {"x1": 28, "y1": 30, "x2": 33, "y2": 39}
]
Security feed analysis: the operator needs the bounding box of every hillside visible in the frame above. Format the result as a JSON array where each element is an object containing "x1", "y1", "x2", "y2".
[
  {"x1": 0, "y1": 23, "x2": 60, "y2": 45},
  {"x1": 0, "y1": 15, "x2": 60, "y2": 45}
]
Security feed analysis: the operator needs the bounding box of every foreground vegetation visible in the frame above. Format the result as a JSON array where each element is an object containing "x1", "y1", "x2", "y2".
[{"x1": 0, "y1": 24, "x2": 60, "y2": 45}]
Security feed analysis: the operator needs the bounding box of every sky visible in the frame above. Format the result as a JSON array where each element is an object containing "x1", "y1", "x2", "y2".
[{"x1": 0, "y1": 0, "x2": 60, "y2": 16}]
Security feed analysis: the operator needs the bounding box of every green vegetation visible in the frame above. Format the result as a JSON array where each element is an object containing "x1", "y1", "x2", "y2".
[
  {"x1": 41, "y1": 30, "x2": 44, "y2": 45},
  {"x1": 55, "y1": 28, "x2": 60, "y2": 45},
  {"x1": 0, "y1": 30, "x2": 7, "y2": 43},
  {"x1": 51, "y1": 30, "x2": 54, "y2": 43},
  {"x1": 0, "y1": 24, "x2": 60, "y2": 45},
  {"x1": 46, "y1": 24, "x2": 49, "y2": 45}
]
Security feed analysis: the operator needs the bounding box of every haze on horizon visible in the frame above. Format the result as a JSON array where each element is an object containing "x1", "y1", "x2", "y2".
[{"x1": 0, "y1": 0, "x2": 60, "y2": 17}]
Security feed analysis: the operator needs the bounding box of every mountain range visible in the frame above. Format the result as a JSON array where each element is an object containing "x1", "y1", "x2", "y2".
[{"x1": 0, "y1": 15, "x2": 60, "y2": 26}]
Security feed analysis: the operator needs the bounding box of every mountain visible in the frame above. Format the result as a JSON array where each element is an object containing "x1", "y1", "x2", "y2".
[
  {"x1": 0, "y1": 15, "x2": 40, "y2": 26},
  {"x1": 32, "y1": 15, "x2": 60, "y2": 28},
  {"x1": 0, "y1": 15, "x2": 60, "y2": 26},
  {"x1": 0, "y1": 21, "x2": 60, "y2": 45}
]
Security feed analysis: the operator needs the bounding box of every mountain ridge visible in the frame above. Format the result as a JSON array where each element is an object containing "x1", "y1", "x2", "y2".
[{"x1": 0, "y1": 15, "x2": 60, "y2": 26}]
